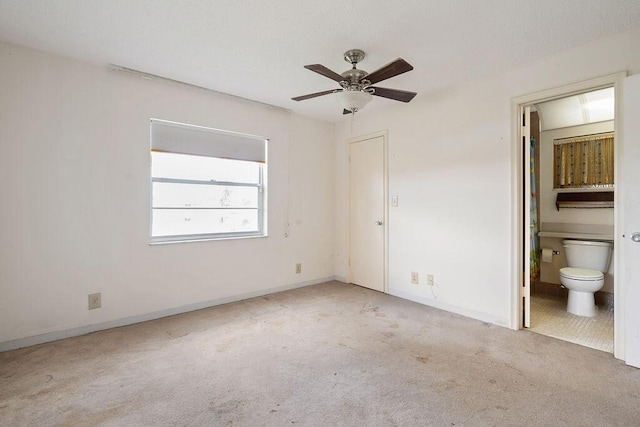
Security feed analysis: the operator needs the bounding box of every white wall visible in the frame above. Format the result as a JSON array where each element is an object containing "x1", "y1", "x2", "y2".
[
  {"x1": 539, "y1": 121, "x2": 615, "y2": 226},
  {"x1": 334, "y1": 26, "x2": 640, "y2": 327},
  {"x1": 0, "y1": 42, "x2": 335, "y2": 348}
]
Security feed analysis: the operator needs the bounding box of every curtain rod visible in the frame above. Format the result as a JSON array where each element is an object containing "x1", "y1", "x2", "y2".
[{"x1": 553, "y1": 131, "x2": 614, "y2": 143}]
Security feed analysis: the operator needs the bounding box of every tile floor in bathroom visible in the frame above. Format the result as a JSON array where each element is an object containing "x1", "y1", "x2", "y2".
[{"x1": 528, "y1": 293, "x2": 614, "y2": 353}]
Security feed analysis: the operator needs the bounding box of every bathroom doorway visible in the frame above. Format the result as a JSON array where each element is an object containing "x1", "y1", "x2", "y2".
[
  {"x1": 529, "y1": 90, "x2": 615, "y2": 352},
  {"x1": 513, "y1": 74, "x2": 623, "y2": 354}
]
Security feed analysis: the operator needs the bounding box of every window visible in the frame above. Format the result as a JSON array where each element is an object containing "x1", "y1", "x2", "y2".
[
  {"x1": 150, "y1": 119, "x2": 267, "y2": 243},
  {"x1": 553, "y1": 132, "x2": 614, "y2": 189}
]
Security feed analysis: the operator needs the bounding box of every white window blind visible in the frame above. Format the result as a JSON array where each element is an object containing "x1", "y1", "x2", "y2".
[{"x1": 151, "y1": 119, "x2": 266, "y2": 163}]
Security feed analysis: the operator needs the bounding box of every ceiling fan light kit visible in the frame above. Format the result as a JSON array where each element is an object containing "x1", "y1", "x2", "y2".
[
  {"x1": 336, "y1": 90, "x2": 372, "y2": 113},
  {"x1": 292, "y1": 49, "x2": 417, "y2": 115}
]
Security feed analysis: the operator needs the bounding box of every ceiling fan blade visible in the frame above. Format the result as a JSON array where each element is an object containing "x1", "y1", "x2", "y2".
[
  {"x1": 371, "y1": 87, "x2": 417, "y2": 103},
  {"x1": 304, "y1": 64, "x2": 345, "y2": 82},
  {"x1": 292, "y1": 89, "x2": 337, "y2": 101},
  {"x1": 343, "y1": 109, "x2": 352, "y2": 115},
  {"x1": 365, "y1": 58, "x2": 413, "y2": 85}
]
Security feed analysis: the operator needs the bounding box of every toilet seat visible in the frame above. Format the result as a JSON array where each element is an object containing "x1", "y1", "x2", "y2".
[{"x1": 559, "y1": 267, "x2": 604, "y2": 281}]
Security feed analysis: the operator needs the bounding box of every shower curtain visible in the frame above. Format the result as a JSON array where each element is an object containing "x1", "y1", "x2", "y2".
[{"x1": 530, "y1": 137, "x2": 540, "y2": 285}]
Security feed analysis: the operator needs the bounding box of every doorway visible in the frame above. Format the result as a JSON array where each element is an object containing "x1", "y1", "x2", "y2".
[
  {"x1": 529, "y1": 90, "x2": 615, "y2": 352},
  {"x1": 348, "y1": 132, "x2": 387, "y2": 292},
  {"x1": 512, "y1": 73, "x2": 625, "y2": 357}
]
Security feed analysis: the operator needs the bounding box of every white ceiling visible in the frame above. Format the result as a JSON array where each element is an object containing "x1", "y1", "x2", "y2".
[
  {"x1": 536, "y1": 87, "x2": 615, "y2": 131},
  {"x1": 1, "y1": 0, "x2": 640, "y2": 122}
]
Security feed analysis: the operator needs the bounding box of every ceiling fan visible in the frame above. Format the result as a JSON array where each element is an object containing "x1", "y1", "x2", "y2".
[{"x1": 292, "y1": 49, "x2": 417, "y2": 115}]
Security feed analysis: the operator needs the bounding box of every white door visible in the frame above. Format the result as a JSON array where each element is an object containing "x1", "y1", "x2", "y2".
[
  {"x1": 522, "y1": 106, "x2": 532, "y2": 328},
  {"x1": 623, "y1": 74, "x2": 640, "y2": 367},
  {"x1": 349, "y1": 135, "x2": 385, "y2": 292}
]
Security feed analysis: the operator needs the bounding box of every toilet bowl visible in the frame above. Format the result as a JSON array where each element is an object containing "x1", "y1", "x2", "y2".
[
  {"x1": 559, "y1": 240, "x2": 612, "y2": 317},
  {"x1": 559, "y1": 267, "x2": 604, "y2": 317}
]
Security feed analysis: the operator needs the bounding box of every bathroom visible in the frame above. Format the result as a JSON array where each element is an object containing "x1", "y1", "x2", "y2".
[{"x1": 528, "y1": 87, "x2": 615, "y2": 352}]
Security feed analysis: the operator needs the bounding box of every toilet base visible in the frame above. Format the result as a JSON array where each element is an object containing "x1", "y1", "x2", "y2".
[{"x1": 567, "y1": 290, "x2": 597, "y2": 317}]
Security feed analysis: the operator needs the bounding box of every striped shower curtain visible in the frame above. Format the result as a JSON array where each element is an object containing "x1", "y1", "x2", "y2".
[{"x1": 530, "y1": 137, "x2": 540, "y2": 284}]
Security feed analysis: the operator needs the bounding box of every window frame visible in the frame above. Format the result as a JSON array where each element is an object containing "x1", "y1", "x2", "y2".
[{"x1": 149, "y1": 119, "x2": 267, "y2": 244}]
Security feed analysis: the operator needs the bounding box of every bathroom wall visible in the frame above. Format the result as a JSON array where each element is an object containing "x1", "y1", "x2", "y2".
[
  {"x1": 539, "y1": 121, "x2": 615, "y2": 226},
  {"x1": 538, "y1": 121, "x2": 615, "y2": 293}
]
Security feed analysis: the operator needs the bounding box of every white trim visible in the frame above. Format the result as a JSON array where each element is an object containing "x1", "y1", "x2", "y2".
[
  {"x1": 0, "y1": 276, "x2": 339, "y2": 353},
  {"x1": 346, "y1": 130, "x2": 389, "y2": 293},
  {"x1": 389, "y1": 289, "x2": 510, "y2": 328},
  {"x1": 523, "y1": 105, "x2": 531, "y2": 328},
  {"x1": 615, "y1": 74, "x2": 628, "y2": 361},
  {"x1": 111, "y1": 65, "x2": 292, "y2": 113},
  {"x1": 510, "y1": 72, "x2": 627, "y2": 360}
]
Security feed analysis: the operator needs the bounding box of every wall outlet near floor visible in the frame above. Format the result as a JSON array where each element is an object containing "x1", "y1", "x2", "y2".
[
  {"x1": 88, "y1": 293, "x2": 101, "y2": 310},
  {"x1": 427, "y1": 274, "x2": 434, "y2": 286},
  {"x1": 295, "y1": 263, "x2": 302, "y2": 274},
  {"x1": 411, "y1": 272, "x2": 419, "y2": 284}
]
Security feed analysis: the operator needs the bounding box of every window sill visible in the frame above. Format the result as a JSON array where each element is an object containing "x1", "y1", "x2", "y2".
[{"x1": 149, "y1": 234, "x2": 268, "y2": 245}]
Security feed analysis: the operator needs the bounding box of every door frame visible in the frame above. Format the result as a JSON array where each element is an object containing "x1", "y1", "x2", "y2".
[
  {"x1": 510, "y1": 72, "x2": 627, "y2": 359},
  {"x1": 347, "y1": 130, "x2": 389, "y2": 293},
  {"x1": 522, "y1": 105, "x2": 532, "y2": 328}
]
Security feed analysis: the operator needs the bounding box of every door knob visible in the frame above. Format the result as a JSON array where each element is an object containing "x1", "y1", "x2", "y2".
[
  {"x1": 632, "y1": 233, "x2": 640, "y2": 242},
  {"x1": 376, "y1": 220, "x2": 384, "y2": 226}
]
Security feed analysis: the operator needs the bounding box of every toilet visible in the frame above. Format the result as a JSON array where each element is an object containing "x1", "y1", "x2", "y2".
[{"x1": 559, "y1": 240, "x2": 612, "y2": 317}]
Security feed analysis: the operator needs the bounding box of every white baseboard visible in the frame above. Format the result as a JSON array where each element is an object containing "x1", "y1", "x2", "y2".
[
  {"x1": 388, "y1": 288, "x2": 510, "y2": 328},
  {"x1": 0, "y1": 276, "x2": 338, "y2": 353}
]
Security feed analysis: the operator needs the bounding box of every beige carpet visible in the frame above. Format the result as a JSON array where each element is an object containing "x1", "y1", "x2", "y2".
[{"x1": 1, "y1": 281, "x2": 639, "y2": 426}]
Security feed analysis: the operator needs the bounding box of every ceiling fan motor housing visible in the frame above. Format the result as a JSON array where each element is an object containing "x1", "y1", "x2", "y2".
[
  {"x1": 341, "y1": 69, "x2": 368, "y2": 86},
  {"x1": 341, "y1": 49, "x2": 369, "y2": 86},
  {"x1": 343, "y1": 49, "x2": 365, "y2": 65}
]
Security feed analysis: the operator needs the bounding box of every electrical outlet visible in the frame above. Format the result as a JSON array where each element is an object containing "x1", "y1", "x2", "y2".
[
  {"x1": 411, "y1": 272, "x2": 419, "y2": 284},
  {"x1": 427, "y1": 274, "x2": 434, "y2": 286},
  {"x1": 88, "y1": 293, "x2": 101, "y2": 310},
  {"x1": 295, "y1": 263, "x2": 302, "y2": 274}
]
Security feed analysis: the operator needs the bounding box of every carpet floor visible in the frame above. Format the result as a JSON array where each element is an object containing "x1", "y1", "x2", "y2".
[{"x1": 1, "y1": 281, "x2": 639, "y2": 426}]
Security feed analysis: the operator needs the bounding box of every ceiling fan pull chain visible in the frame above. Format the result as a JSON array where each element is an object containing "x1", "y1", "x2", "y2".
[{"x1": 351, "y1": 109, "x2": 355, "y2": 132}]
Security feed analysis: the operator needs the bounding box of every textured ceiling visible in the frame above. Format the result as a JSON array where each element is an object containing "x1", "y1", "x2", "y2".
[{"x1": 1, "y1": 0, "x2": 640, "y2": 122}]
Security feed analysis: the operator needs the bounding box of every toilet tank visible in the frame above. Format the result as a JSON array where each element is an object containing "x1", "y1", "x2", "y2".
[{"x1": 563, "y1": 240, "x2": 612, "y2": 272}]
